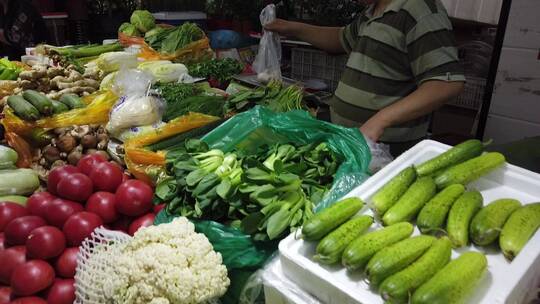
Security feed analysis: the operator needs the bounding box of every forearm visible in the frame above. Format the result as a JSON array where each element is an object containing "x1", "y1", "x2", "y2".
[
  {"x1": 374, "y1": 81, "x2": 464, "y2": 128},
  {"x1": 361, "y1": 81, "x2": 464, "y2": 141},
  {"x1": 286, "y1": 22, "x2": 345, "y2": 54}
]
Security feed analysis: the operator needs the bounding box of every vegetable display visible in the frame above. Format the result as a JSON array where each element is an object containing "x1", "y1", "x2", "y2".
[
  {"x1": 188, "y1": 58, "x2": 244, "y2": 85},
  {"x1": 155, "y1": 139, "x2": 340, "y2": 240},
  {"x1": 0, "y1": 153, "x2": 161, "y2": 303}
]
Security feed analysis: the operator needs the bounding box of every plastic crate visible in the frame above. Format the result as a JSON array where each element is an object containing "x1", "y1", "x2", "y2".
[
  {"x1": 448, "y1": 76, "x2": 486, "y2": 110},
  {"x1": 291, "y1": 48, "x2": 347, "y2": 91}
]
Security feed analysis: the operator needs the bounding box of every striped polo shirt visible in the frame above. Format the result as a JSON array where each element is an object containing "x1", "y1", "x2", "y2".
[{"x1": 331, "y1": 0, "x2": 465, "y2": 142}]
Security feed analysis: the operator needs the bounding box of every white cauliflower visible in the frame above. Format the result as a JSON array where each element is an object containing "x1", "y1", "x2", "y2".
[{"x1": 101, "y1": 217, "x2": 229, "y2": 304}]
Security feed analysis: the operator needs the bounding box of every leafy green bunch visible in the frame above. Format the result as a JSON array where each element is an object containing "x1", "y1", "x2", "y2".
[
  {"x1": 188, "y1": 58, "x2": 244, "y2": 83},
  {"x1": 225, "y1": 80, "x2": 304, "y2": 114},
  {"x1": 144, "y1": 22, "x2": 204, "y2": 55},
  {"x1": 154, "y1": 139, "x2": 340, "y2": 241}
]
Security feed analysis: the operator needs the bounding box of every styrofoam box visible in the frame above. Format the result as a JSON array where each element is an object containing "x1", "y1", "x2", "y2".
[
  {"x1": 263, "y1": 259, "x2": 321, "y2": 304},
  {"x1": 279, "y1": 140, "x2": 540, "y2": 304}
]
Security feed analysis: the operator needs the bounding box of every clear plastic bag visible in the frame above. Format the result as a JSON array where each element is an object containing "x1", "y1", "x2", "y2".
[
  {"x1": 364, "y1": 137, "x2": 393, "y2": 173},
  {"x1": 252, "y1": 4, "x2": 282, "y2": 83},
  {"x1": 106, "y1": 69, "x2": 165, "y2": 136}
]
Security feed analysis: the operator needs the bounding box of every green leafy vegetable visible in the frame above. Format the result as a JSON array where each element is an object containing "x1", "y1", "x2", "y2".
[
  {"x1": 130, "y1": 10, "x2": 155, "y2": 33},
  {"x1": 225, "y1": 80, "x2": 304, "y2": 113},
  {"x1": 160, "y1": 23, "x2": 204, "y2": 55},
  {"x1": 154, "y1": 139, "x2": 340, "y2": 240},
  {"x1": 188, "y1": 58, "x2": 244, "y2": 83},
  {"x1": 118, "y1": 22, "x2": 141, "y2": 37}
]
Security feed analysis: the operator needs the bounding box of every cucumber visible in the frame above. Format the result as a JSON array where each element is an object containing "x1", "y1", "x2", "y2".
[
  {"x1": 0, "y1": 195, "x2": 28, "y2": 206},
  {"x1": 50, "y1": 99, "x2": 70, "y2": 114},
  {"x1": 371, "y1": 167, "x2": 416, "y2": 216},
  {"x1": 415, "y1": 139, "x2": 485, "y2": 177},
  {"x1": 366, "y1": 235, "x2": 435, "y2": 287},
  {"x1": 22, "y1": 90, "x2": 53, "y2": 115},
  {"x1": 302, "y1": 197, "x2": 364, "y2": 241},
  {"x1": 382, "y1": 177, "x2": 437, "y2": 226},
  {"x1": 342, "y1": 222, "x2": 414, "y2": 271},
  {"x1": 411, "y1": 252, "x2": 487, "y2": 304},
  {"x1": 314, "y1": 215, "x2": 373, "y2": 265},
  {"x1": 446, "y1": 191, "x2": 483, "y2": 248},
  {"x1": 434, "y1": 152, "x2": 505, "y2": 189},
  {"x1": 0, "y1": 169, "x2": 40, "y2": 196},
  {"x1": 470, "y1": 198, "x2": 522, "y2": 246},
  {"x1": 0, "y1": 145, "x2": 18, "y2": 169},
  {"x1": 7, "y1": 95, "x2": 40, "y2": 121},
  {"x1": 59, "y1": 94, "x2": 85, "y2": 109},
  {"x1": 500, "y1": 203, "x2": 540, "y2": 261},
  {"x1": 417, "y1": 184, "x2": 465, "y2": 234},
  {"x1": 379, "y1": 237, "x2": 452, "y2": 304}
]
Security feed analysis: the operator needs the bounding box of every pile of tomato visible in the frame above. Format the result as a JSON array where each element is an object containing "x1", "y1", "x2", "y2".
[{"x1": 0, "y1": 153, "x2": 163, "y2": 303}]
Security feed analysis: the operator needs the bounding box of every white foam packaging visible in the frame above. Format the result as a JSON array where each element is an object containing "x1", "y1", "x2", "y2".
[{"x1": 279, "y1": 140, "x2": 540, "y2": 304}]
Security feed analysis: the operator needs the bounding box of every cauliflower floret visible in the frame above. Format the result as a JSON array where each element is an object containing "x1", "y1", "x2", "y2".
[{"x1": 101, "y1": 217, "x2": 229, "y2": 304}]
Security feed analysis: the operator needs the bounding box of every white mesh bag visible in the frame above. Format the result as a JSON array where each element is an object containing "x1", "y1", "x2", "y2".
[{"x1": 74, "y1": 226, "x2": 131, "y2": 304}]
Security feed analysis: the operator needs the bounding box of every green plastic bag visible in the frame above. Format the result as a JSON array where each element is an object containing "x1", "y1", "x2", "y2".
[
  {"x1": 155, "y1": 106, "x2": 371, "y2": 303},
  {"x1": 202, "y1": 106, "x2": 371, "y2": 211}
]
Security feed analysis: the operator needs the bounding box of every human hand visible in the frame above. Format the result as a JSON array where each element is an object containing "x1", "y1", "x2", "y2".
[
  {"x1": 360, "y1": 119, "x2": 385, "y2": 142},
  {"x1": 264, "y1": 19, "x2": 295, "y2": 36}
]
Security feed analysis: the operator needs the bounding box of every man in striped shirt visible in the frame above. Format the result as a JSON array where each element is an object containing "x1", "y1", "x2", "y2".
[{"x1": 266, "y1": 0, "x2": 465, "y2": 156}]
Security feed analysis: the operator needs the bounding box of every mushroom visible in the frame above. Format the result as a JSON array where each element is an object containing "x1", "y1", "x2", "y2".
[
  {"x1": 67, "y1": 145, "x2": 84, "y2": 165},
  {"x1": 70, "y1": 125, "x2": 91, "y2": 139},
  {"x1": 43, "y1": 145, "x2": 60, "y2": 163},
  {"x1": 56, "y1": 134, "x2": 77, "y2": 152}
]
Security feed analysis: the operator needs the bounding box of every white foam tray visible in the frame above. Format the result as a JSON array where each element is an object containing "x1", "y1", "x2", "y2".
[{"x1": 279, "y1": 140, "x2": 540, "y2": 304}]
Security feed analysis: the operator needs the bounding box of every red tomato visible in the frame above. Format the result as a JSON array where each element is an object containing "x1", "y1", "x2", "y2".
[
  {"x1": 0, "y1": 232, "x2": 5, "y2": 250},
  {"x1": 0, "y1": 286, "x2": 11, "y2": 304},
  {"x1": 54, "y1": 247, "x2": 79, "y2": 278},
  {"x1": 0, "y1": 246, "x2": 26, "y2": 284},
  {"x1": 63, "y1": 212, "x2": 103, "y2": 246},
  {"x1": 26, "y1": 192, "x2": 55, "y2": 219},
  {"x1": 26, "y1": 226, "x2": 66, "y2": 259},
  {"x1": 77, "y1": 154, "x2": 106, "y2": 176},
  {"x1": 4, "y1": 216, "x2": 46, "y2": 246},
  {"x1": 85, "y1": 192, "x2": 118, "y2": 223},
  {"x1": 108, "y1": 215, "x2": 132, "y2": 233},
  {"x1": 0, "y1": 202, "x2": 29, "y2": 232},
  {"x1": 128, "y1": 213, "x2": 155, "y2": 236},
  {"x1": 153, "y1": 204, "x2": 165, "y2": 214},
  {"x1": 56, "y1": 173, "x2": 93, "y2": 202},
  {"x1": 46, "y1": 278, "x2": 75, "y2": 304},
  {"x1": 45, "y1": 199, "x2": 84, "y2": 228},
  {"x1": 121, "y1": 173, "x2": 130, "y2": 183},
  {"x1": 11, "y1": 260, "x2": 55, "y2": 296},
  {"x1": 47, "y1": 165, "x2": 79, "y2": 195},
  {"x1": 115, "y1": 180, "x2": 153, "y2": 216},
  {"x1": 10, "y1": 297, "x2": 47, "y2": 304},
  {"x1": 89, "y1": 162, "x2": 123, "y2": 192}
]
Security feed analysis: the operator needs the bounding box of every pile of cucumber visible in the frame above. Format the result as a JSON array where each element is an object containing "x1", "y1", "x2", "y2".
[
  {"x1": 302, "y1": 197, "x2": 488, "y2": 304},
  {"x1": 372, "y1": 139, "x2": 540, "y2": 260},
  {"x1": 298, "y1": 139, "x2": 540, "y2": 303},
  {"x1": 7, "y1": 90, "x2": 86, "y2": 121}
]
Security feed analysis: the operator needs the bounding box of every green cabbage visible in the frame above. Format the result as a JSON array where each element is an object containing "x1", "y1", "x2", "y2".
[
  {"x1": 118, "y1": 22, "x2": 141, "y2": 37},
  {"x1": 130, "y1": 10, "x2": 155, "y2": 33}
]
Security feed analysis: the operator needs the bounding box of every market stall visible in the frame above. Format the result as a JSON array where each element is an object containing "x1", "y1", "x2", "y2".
[{"x1": 0, "y1": 6, "x2": 539, "y2": 304}]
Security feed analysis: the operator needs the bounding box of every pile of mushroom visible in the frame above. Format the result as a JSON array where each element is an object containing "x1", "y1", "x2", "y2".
[{"x1": 31, "y1": 125, "x2": 112, "y2": 181}]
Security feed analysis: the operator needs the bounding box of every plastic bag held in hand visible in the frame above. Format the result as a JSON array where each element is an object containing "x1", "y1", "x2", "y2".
[{"x1": 253, "y1": 4, "x2": 282, "y2": 83}]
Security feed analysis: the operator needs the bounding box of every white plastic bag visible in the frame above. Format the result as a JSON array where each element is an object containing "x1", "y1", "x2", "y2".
[
  {"x1": 253, "y1": 4, "x2": 282, "y2": 83},
  {"x1": 106, "y1": 69, "x2": 165, "y2": 136},
  {"x1": 365, "y1": 137, "x2": 394, "y2": 173}
]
